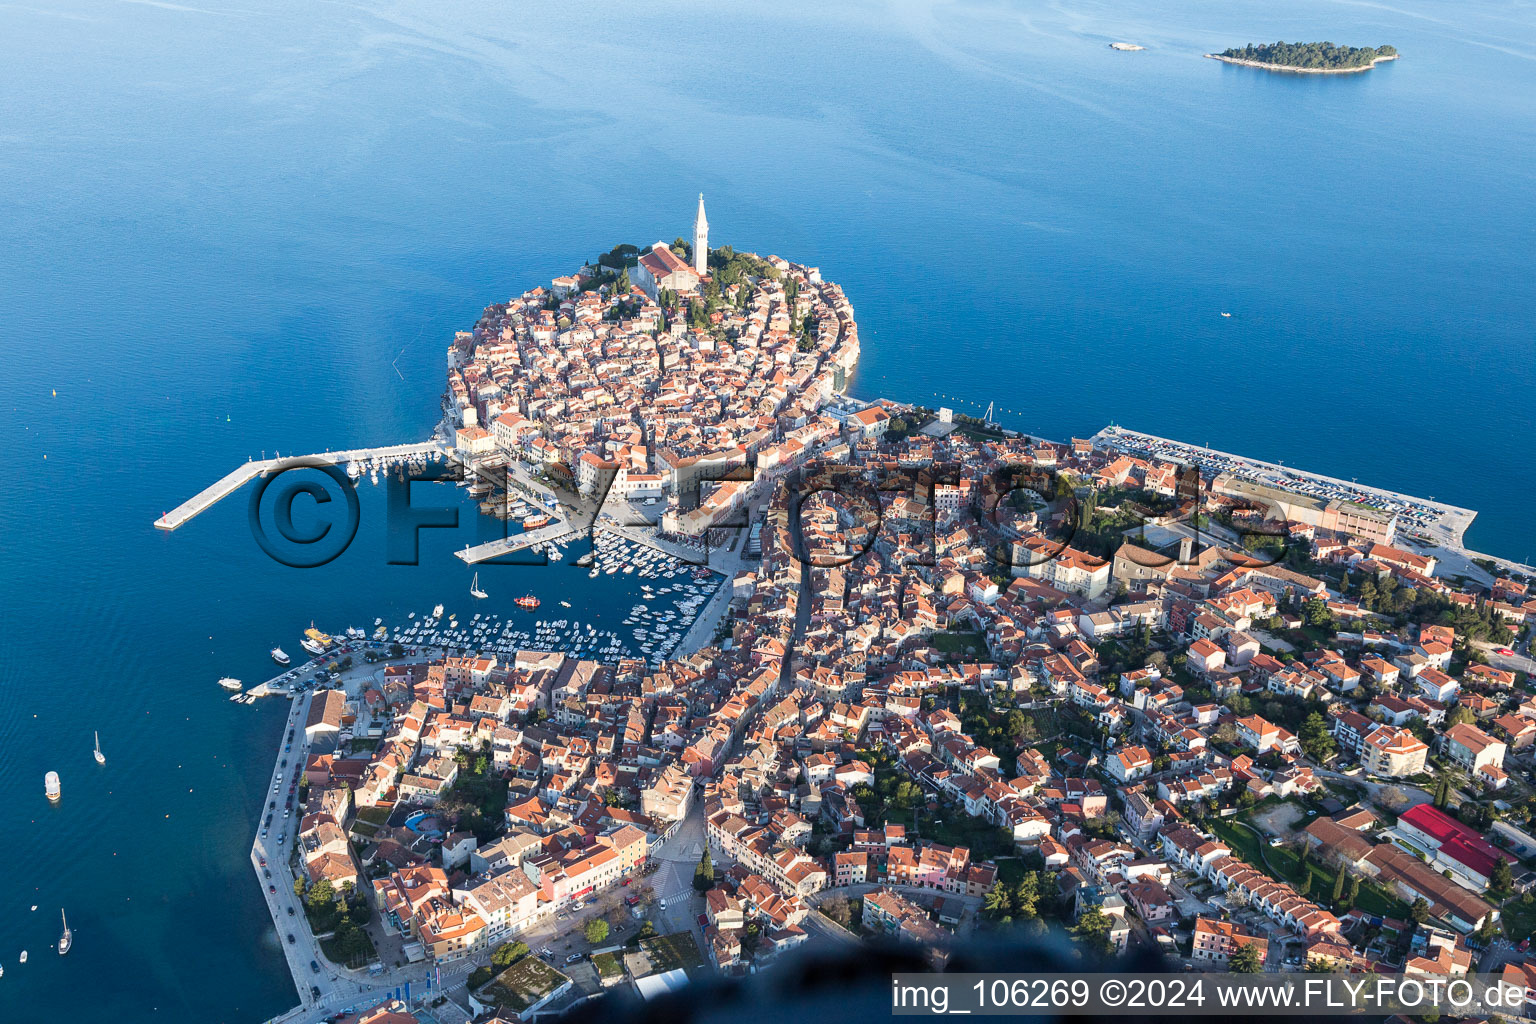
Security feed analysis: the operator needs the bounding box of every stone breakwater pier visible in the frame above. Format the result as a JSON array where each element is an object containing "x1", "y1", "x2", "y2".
[{"x1": 153, "y1": 440, "x2": 444, "y2": 530}]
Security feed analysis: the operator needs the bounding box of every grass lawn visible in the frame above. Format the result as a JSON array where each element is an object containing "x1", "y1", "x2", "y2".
[
  {"x1": 356, "y1": 806, "x2": 391, "y2": 826},
  {"x1": 641, "y1": 931, "x2": 706, "y2": 975},
  {"x1": 933, "y1": 630, "x2": 988, "y2": 659},
  {"x1": 1501, "y1": 897, "x2": 1536, "y2": 942},
  {"x1": 592, "y1": 951, "x2": 625, "y2": 982},
  {"x1": 319, "y1": 928, "x2": 376, "y2": 968},
  {"x1": 483, "y1": 956, "x2": 569, "y2": 1011},
  {"x1": 1209, "y1": 820, "x2": 1408, "y2": 919},
  {"x1": 919, "y1": 812, "x2": 1014, "y2": 861},
  {"x1": 349, "y1": 821, "x2": 379, "y2": 838}
]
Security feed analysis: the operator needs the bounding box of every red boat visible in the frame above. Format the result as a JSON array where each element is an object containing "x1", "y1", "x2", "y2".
[{"x1": 514, "y1": 594, "x2": 540, "y2": 610}]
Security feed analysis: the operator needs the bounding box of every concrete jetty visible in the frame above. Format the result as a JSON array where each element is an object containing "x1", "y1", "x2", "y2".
[
  {"x1": 154, "y1": 440, "x2": 444, "y2": 531},
  {"x1": 455, "y1": 521, "x2": 577, "y2": 564}
]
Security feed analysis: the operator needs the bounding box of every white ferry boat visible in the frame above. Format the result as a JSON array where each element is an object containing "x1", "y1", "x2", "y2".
[
  {"x1": 270, "y1": 646, "x2": 291, "y2": 666},
  {"x1": 44, "y1": 772, "x2": 60, "y2": 802},
  {"x1": 218, "y1": 677, "x2": 242, "y2": 691}
]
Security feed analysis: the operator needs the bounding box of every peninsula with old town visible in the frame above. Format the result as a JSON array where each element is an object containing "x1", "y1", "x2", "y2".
[{"x1": 219, "y1": 199, "x2": 1536, "y2": 1024}]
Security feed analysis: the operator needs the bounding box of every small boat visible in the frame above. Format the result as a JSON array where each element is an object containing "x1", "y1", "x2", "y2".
[
  {"x1": 218, "y1": 677, "x2": 243, "y2": 691},
  {"x1": 432, "y1": 604, "x2": 445, "y2": 619},
  {"x1": 470, "y1": 573, "x2": 488, "y2": 600},
  {"x1": 559, "y1": 601, "x2": 572, "y2": 608},
  {"x1": 18, "y1": 952, "x2": 26, "y2": 964},
  {"x1": 57, "y1": 911, "x2": 70, "y2": 957},
  {"x1": 1220, "y1": 311, "x2": 1232, "y2": 318},
  {"x1": 93, "y1": 732, "x2": 105, "y2": 766},
  {"x1": 45, "y1": 772, "x2": 60, "y2": 802},
  {"x1": 514, "y1": 594, "x2": 540, "y2": 610}
]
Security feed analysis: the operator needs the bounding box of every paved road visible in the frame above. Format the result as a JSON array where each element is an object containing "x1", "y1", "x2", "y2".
[{"x1": 252, "y1": 662, "x2": 443, "y2": 1022}]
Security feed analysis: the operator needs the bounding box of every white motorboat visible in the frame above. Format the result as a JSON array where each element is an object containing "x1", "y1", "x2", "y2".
[
  {"x1": 218, "y1": 676, "x2": 243, "y2": 691},
  {"x1": 270, "y1": 646, "x2": 291, "y2": 665},
  {"x1": 433, "y1": 604, "x2": 445, "y2": 619},
  {"x1": 44, "y1": 772, "x2": 60, "y2": 802}
]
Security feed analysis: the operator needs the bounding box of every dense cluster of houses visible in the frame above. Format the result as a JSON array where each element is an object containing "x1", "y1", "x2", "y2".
[
  {"x1": 447, "y1": 249, "x2": 861, "y2": 536},
  {"x1": 299, "y1": 243, "x2": 1536, "y2": 1001}
]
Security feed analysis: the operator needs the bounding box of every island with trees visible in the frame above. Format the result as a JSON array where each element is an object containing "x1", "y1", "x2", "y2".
[{"x1": 1207, "y1": 41, "x2": 1399, "y2": 74}]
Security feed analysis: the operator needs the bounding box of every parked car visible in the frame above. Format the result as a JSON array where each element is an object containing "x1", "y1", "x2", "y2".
[
  {"x1": 268, "y1": 885, "x2": 276, "y2": 894},
  {"x1": 566, "y1": 953, "x2": 583, "y2": 964},
  {"x1": 263, "y1": 868, "x2": 271, "y2": 879},
  {"x1": 287, "y1": 907, "x2": 295, "y2": 917},
  {"x1": 288, "y1": 934, "x2": 296, "y2": 944},
  {"x1": 310, "y1": 960, "x2": 321, "y2": 974}
]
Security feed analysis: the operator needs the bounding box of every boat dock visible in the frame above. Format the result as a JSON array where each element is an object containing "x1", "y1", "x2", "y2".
[
  {"x1": 1090, "y1": 426, "x2": 1478, "y2": 548},
  {"x1": 153, "y1": 440, "x2": 444, "y2": 531},
  {"x1": 456, "y1": 521, "x2": 577, "y2": 564}
]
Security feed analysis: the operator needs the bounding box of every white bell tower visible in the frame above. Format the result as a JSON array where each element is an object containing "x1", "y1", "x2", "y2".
[{"x1": 692, "y1": 193, "x2": 709, "y2": 275}]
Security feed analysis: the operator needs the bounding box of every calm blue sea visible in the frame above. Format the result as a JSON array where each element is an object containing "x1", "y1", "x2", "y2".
[{"x1": 1, "y1": 0, "x2": 1533, "y2": 1018}]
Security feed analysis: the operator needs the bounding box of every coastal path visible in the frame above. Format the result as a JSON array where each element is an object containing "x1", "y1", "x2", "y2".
[{"x1": 155, "y1": 439, "x2": 444, "y2": 530}]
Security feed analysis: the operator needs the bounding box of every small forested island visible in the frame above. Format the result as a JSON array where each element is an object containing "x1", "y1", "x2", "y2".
[{"x1": 1207, "y1": 41, "x2": 1399, "y2": 73}]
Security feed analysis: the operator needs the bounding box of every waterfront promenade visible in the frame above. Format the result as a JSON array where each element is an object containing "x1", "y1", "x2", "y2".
[
  {"x1": 1091, "y1": 425, "x2": 1477, "y2": 546},
  {"x1": 153, "y1": 440, "x2": 444, "y2": 531}
]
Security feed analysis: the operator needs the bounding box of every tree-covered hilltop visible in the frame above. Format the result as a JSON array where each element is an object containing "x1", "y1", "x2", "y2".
[{"x1": 1219, "y1": 41, "x2": 1397, "y2": 69}]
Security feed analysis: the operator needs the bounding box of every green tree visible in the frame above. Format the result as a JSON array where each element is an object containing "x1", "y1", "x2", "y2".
[
  {"x1": 1331, "y1": 870, "x2": 1346, "y2": 906},
  {"x1": 491, "y1": 940, "x2": 529, "y2": 968},
  {"x1": 1474, "y1": 915, "x2": 1498, "y2": 947},
  {"x1": 1073, "y1": 909, "x2": 1113, "y2": 958},
  {"x1": 1299, "y1": 712, "x2": 1337, "y2": 761},
  {"x1": 1409, "y1": 897, "x2": 1431, "y2": 925},
  {"x1": 584, "y1": 918, "x2": 610, "y2": 945},
  {"x1": 1229, "y1": 941, "x2": 1264, "y2": 974},
  {"x1": 1490, "y1": 857, "x2": 1513, "y2": 898},
  {"x1": 307, "y1": 878, "x2": 335, "y2": 910},
  {"x1": 693, "y1": 847, "x2": 715, "y2": 892}
]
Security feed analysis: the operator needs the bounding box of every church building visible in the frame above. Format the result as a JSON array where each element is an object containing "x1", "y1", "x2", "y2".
[{"x1": 633, "y1": 194, "x2": 709, "y2": 300}]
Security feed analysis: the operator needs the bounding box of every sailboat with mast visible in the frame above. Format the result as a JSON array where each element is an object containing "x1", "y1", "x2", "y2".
[
  {"x1": 93, "y1": 732, "x2": 105, "y2": 765},
  {"x1": 57, "y1": 910, "x2": 71, "y2": 956},
  {"x1": 469, "y1": 572, "x2": 488, "y2": 600}
]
